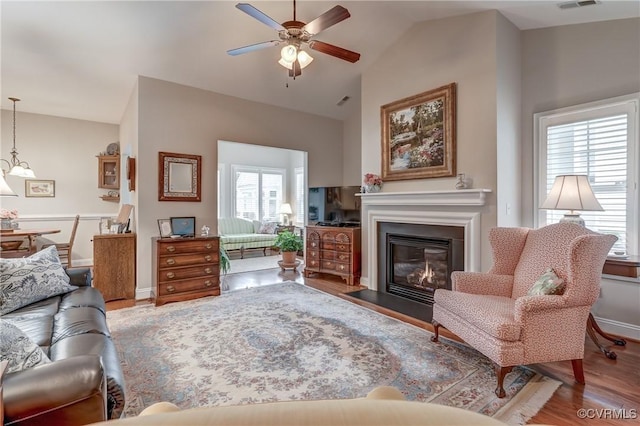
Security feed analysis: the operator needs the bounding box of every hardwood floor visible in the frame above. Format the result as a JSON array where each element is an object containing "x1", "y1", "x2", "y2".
[{"x1": 106, "y1": 264, "x2": 640, "y2": 425}]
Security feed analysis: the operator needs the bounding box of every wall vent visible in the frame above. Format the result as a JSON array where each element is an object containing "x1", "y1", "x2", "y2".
[
  {"x1": 557, "y1": 0, "x2": 600, "y2": 10},
  {"x1": 336, "y1": 96, "x2": 350, "y2": 106}
]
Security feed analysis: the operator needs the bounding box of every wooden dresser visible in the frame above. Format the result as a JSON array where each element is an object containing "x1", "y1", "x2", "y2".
[
  {"x1": 304, "y1": 226, "x2": 361, "y2": 285},
  {"x1": 152, "y1": 236, "x2": 220, "y2": 306},
  {"x1": 93, "y1": 233, "x2": 136, "y2": 302}
]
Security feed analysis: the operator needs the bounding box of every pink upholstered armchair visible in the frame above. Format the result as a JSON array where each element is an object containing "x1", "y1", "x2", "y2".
[{"x1": 431, "y1": 222, "x2": 616, "y2": 397}]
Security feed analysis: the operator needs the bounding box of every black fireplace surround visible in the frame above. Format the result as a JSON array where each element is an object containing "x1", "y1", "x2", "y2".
[
  {"x1": 346, "y1": 221, "x2": 464, "y2": 322},
  {"x1": 378, "y1": 221, "x2": 464, "y2": 306}
]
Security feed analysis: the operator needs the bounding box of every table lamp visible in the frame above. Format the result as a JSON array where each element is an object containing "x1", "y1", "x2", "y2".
[
  {"x1": 280, "y1": 203, "x2": 293, "y2": 225},
  {"x1": 540, "y1": 175, "x2": 603, "y2": 227}
]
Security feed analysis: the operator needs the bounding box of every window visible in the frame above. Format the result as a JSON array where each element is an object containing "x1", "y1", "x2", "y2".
[
  {"x1": 295, "y1": 167, "x2": 305, "y2": 226},
  {"x1": 233, "y1": 166, "x2": 285, "y2": 221},
  {"x1": 535, "y1": 94, "x2": 639, "y2": 254}
]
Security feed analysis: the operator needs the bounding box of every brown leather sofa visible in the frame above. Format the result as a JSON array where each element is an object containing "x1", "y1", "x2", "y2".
[{"x1": 2, "y1": 268, "x2": 125, "y2": 425}]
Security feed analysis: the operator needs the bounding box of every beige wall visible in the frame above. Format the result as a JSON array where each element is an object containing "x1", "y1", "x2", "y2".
[
  {"x1": 361, "y1": 11, "x2": 505, "y2": 272},
  {"x1": 134, "y1": 77, "x2": 343, "y2": 297},
  {"x1": 1, "y1": 110, "x2": 119, "y2": 264},
  {"x1": 520, "y1": 17, "x2": 640, "y2": 337},
  {"x1": 520, "y1": 17, "x2": 640, "y2": 226},
  {"x1": 342, "y1": 81, "x2": 362, "y2": 187}
]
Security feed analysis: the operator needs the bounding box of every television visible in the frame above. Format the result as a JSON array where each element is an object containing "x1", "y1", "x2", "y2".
[{"x1": 308, "y1": 186, "x2": 362, "y2": 226}]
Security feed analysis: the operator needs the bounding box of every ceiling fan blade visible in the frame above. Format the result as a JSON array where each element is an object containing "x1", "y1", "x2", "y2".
[
  {"x1": 303, "y1": 5, "x2": 350, "y2": 35},
  {"x1": 227, "y1": 40, "x2": 280, "y2": 56},
  {"x1": 308, "y1": 40, "x2": 360, "y2": 63},
  {"x1": 235, "y1": 3, "x2": 285, "y2": 31}
]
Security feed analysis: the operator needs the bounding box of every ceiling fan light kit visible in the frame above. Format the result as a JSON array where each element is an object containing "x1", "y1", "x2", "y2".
[{"x1": 228, "y1": 0, "x2": 360, "y2": 79}]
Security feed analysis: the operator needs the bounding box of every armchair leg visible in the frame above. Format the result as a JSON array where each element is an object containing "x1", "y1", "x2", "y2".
[
  {"x1": 431, "y1": 320, "x2": 440, "y2": 342},
  {"x1": 571, "y1": 359, "x2": 585, "y2": 384},
  {"x1": 495, "y1": 365, "x2": 512, "y2": 398}
]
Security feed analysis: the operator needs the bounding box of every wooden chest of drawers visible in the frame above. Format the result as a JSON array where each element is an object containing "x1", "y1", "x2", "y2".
[
  {"x1": 152, "y1": 236, "x2": 220, "y2": 306},
  {"x1": 304, "y1": 226, "x2": 361, "y2": 285}
]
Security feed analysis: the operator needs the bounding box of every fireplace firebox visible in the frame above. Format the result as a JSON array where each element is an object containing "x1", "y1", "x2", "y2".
[{"x1": 378, "y1": 222, "x2": 464, "y2": 306}]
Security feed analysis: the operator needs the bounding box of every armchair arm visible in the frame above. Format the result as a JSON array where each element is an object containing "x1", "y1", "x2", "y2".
[
  {"x1": 66, "y1": 267, "x2": 92, "y2": 287},
  {"x1": 514, "y1": 295, "x2": 567, "y2": 320},
  {"x1": 451, "y1": 271, "x2": 513, "y2": 297},
  {"x1": 3, "y1": 355, "x2": 107, "y2": 425}
]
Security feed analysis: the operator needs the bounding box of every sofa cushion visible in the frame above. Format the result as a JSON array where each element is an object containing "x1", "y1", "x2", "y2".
[
  {"x1": 528, "y1": 268, "x2": 565, "y2": 296},
  {"x1": 258, "y1": 221, "x2": 277, "y2": 234},
  {"x1": 0, "y1": 321, "x2": 51, "y2": 374},
  {"x1": 3, "y1": 315, "x2": 55, "y2": 353},
  {"x1": 52, "y1": 307, "x2": 111, "y2": 345},
  {"x1": 59, "y1": 286, "x2": 107, "y2": 314},
  {"x1": 0, "y1": 246, "x2": 78, "y2": 315}
]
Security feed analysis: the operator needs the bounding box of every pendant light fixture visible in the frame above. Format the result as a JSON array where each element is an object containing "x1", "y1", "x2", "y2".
[{"x1": 1, "y1": 97, "x2": 36, "y2": 179}]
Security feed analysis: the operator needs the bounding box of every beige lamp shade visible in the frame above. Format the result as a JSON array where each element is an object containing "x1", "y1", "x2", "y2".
[
  {"x1": 540, "y1": 175, "x2": 603, "y2": 226},
  {"x1": 280, "y1": 203, "x2": 293, "y2": 215}
]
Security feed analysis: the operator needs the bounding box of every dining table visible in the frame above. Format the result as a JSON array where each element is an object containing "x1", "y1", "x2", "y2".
[{"x1": 0, "y1": 228, "x2": 61, "y2": 258}]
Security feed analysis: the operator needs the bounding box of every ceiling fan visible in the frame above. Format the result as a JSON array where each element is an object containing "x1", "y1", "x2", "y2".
[{"x1": 227, "y1": 0, "x2": 361, "y2": 78}]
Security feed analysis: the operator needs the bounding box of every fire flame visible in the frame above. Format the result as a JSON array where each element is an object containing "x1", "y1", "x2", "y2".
[{"x1": 421, "y1": 260, "x2": 434, "y2": 285}]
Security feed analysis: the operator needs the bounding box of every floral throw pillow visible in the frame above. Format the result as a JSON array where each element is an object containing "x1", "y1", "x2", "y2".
[
  {"x1": 528, "y1": 268, "x2": 565, "y2": 296},
  {"x1": 258, "y1": 221, "x2": 277, "y2": 234},
  {"x1": 0, "y1": 321, "x2": 51, "y2": 374},
  {"x1": 0, "y1": 246, "x2": 78, "y2": 315}
]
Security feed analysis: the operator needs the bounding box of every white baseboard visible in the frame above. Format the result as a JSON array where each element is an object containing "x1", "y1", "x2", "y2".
[
  {"x1": 593, "y1": 316, "x2": 640, "y2": 341},
  {"x1": 360, "y1": 277, "x2": 370, "y2": 288},
  {"x1": 136, "y1": 288, "x2": 154, "y2": 300},
  {"x1": 73, "y1": 258, "x2": 93, "y2": 267}
]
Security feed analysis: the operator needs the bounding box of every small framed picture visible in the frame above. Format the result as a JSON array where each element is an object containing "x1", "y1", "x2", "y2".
[
  {"x1": 25, "y1": 179, "x2": 55, "y2": 197},
  {"x1": 157, "y1": 219, "x2": 172, "y2": 238}
]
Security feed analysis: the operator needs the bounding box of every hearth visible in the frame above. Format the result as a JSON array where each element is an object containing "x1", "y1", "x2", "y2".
[{"x1": 379, "y1": 222, "x2": 464, "y2": 307}]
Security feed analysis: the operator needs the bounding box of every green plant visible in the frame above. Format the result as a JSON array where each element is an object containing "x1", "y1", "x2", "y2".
[
  {"x1": 219, "y1": 245, "x2": 231, "y2": 275},
  {"x1": 274, "y1": 230, "x2": 303, "y2": 252}
]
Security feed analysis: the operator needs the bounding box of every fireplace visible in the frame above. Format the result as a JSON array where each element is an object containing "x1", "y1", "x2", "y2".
[{"x1": 378, "y1": 222, "x2": 464, "y2": 306}]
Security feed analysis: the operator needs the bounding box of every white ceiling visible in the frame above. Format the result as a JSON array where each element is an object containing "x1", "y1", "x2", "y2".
[{"x1": 2, "y1": 1, "x2": 638, "y2": 124}]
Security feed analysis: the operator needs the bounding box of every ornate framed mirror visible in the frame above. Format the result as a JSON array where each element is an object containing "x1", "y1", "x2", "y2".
[{"x1": 158, "y1": 152, "x2": 202, "y2": 202}]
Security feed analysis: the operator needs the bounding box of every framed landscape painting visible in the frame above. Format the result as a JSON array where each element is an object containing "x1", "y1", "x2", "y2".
[{"x1": 381, "y1": 83, "x2": 456, "y2": 181}]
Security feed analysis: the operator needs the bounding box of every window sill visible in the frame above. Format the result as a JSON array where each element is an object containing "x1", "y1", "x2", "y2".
[{"x1": 603, "y1": 255, "x2": 640, "y2": 280}]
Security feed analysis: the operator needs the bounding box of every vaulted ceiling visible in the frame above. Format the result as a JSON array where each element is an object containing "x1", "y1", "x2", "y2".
[{"x1": 2, "y1": 1, "x2": 638, "y2": 124}]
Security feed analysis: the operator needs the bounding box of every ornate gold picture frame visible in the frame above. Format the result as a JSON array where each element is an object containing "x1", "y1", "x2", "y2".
[{"x1": 381, "y1": 83, "x2": 456, "y2": 181}]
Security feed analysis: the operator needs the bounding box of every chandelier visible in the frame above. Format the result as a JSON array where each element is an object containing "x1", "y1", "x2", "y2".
[{"x1": 1, "y1": 97, "x2": 36, "y2": 179}]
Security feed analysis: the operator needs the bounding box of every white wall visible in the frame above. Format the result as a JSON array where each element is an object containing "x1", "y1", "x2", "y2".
[
  {"x1": 1, "y1": 110, "x2": 119, "y2": 264},
  {"x1": 520, "y1": 17, "x2": 640, "y2": 338},
  {"x1": 217, "y1": 140, "x2": 305, "y2": 222},
  {"x1": 133, "y1": 76, "x2": 343, "y2": 298},
  {"x1": 495, "y1": 13, "x2": 522, "y2": 227}
]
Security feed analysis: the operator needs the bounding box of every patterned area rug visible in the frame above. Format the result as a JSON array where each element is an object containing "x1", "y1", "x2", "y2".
[{"x1": 106, "y1": 282, "x2": 560, "y2": 424}]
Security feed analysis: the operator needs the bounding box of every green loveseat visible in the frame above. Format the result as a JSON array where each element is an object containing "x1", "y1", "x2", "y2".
[{"x1": 218, "y1": 217, "x2": 278, "y2": 258}]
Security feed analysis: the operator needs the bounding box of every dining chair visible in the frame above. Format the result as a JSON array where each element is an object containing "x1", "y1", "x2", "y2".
[{"x1": 43, "y1": 214, "x2": 80, "y2": 268}]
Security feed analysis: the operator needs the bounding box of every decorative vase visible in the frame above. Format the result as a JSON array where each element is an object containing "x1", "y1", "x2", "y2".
[
  {"x1": 1, "y1": 219, "x2": 13, "y2": 230},
  {"x1": 364, "y1": 184, "x2": 382, "y2": 193},
  {"x1": 455, "y1": 174, "x2": 467, "y2": 190}
]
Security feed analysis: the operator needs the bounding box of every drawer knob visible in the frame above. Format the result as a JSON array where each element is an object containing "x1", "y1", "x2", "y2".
[
  {"x1": 166, "y1": 272, "x2": 175, "y2": 279},
  {"x1": 166, "y1": 246, "x2": 176, "y2": 252},
  {"x1": 204, "y1": 267, "x2": 213, "y2": 274},
  {"x1": 167, "y1": 285, "x2": 175, "y2": 293},
  {"x1": 166, "y1": 258, "x2": 176, "y2": 265},
  {"x1": 204, "y1": 255, "x2": 212, "y2": 262},
  {"x1": 204, "y1": 280, "x2": 212, "y2": 287},
  {"x1": 205, "y1": 243, "x2": 213, "y2": 249}
]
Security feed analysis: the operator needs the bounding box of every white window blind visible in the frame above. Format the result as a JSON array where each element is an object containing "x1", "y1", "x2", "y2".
[
  {"x1": 295, "y1": 167, "x2": 305, "y2": 225},
  {"x1": 536, "y1": 94, "x2": 639, "y2": 255},
  {"x1": 233, "y1": 166, "x2": 285, "y2": 222}
]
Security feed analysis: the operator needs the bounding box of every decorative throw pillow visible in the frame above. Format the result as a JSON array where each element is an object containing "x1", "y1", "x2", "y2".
[
  {"x1": 258, "y1": 221, "x2": 277, "y2": 234},
  {"x1": 0, "y1": 321, "x2": 51, "y2": 374},
  {"x1": 528, "y1": 268, "x2": 565, "y2": 296},
  {"x1": 0, "y1": 246, "x2": 78, "y2": 315}
]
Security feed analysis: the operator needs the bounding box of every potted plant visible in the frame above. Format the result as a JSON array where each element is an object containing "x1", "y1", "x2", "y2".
[
  {"x1": 219, "y1": 245, "x2": 231, "y2": 291},
  {"x1": 274, "y1": 230, "x2": 303, "y2": 265}
]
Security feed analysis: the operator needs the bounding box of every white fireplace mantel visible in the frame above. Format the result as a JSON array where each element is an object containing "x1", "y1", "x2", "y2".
[
  {"x1": 356, "y1": 189, "x2": 492, "y2": 206},
  {"x1": 358, "y1": 189, "x2": 492, "y2": 290}
]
